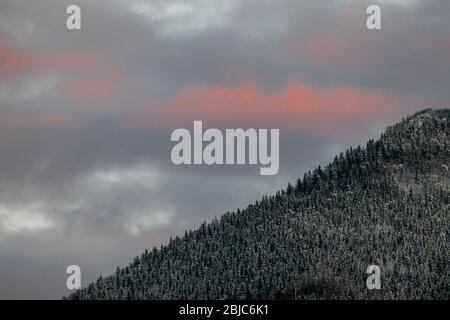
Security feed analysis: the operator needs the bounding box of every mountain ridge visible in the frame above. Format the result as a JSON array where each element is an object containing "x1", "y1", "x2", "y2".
[{"x1": 68, "y1": 108, "x2": 450, "y2": 300}]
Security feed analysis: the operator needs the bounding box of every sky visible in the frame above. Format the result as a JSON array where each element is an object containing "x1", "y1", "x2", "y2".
[{"x1": 0, "y1": 0, "x2": 449, "y2": 299}]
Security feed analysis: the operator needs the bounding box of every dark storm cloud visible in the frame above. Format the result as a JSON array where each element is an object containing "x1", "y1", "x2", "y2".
[{"x1": 0, "y1": 0, "x2": 449, "y2": 298}]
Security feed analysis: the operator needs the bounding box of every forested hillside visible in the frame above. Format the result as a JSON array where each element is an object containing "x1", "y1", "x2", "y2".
[{"x1": 68, "y1": 109, "x2": 449, "y2": 300}]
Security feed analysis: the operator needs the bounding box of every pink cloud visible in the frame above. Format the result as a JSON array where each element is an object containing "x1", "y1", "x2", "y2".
[
  {"x1": 128, "y1": 84, "x2": 409, "y2": 137},
  {"x1": 284, "y1": 33, "x2": 378, "y2": 68},
  {"x1": 0, "y1": 42, "x2": 99, "y2": 80},
  {"x1": 0, "y1": 112, "x2": 75, "y2": 132},
  {"x1": 0, "y1": 41, "x2": 123, "y2": 104},
  {"x1": 65, "y1": 70, "x2": 123, "y2": 105}
]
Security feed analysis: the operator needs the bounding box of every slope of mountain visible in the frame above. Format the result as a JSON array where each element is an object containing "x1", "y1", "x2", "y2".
[{"x1": 68, "y1": 109, "x2": 449, "y2": 300}]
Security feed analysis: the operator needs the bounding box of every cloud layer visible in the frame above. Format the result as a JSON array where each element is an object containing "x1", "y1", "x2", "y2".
[{"x1": 0, "y1": 0, "x2": 449, "y2": 298}]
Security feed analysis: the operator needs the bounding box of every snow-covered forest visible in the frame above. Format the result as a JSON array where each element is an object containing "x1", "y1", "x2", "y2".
[{"x1": 67, "y1": 109, "x2": 449, "y2": 300}]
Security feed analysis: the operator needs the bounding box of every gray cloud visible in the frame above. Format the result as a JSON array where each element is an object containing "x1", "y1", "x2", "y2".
[{"x1": 0, "y1": 0, "x2": 448, "y2": 298}]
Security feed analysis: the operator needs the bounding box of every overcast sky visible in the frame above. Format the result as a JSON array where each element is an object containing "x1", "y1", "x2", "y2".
[{"x1": 0, "y1": 0, "x2": 449, "y2": 299}]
